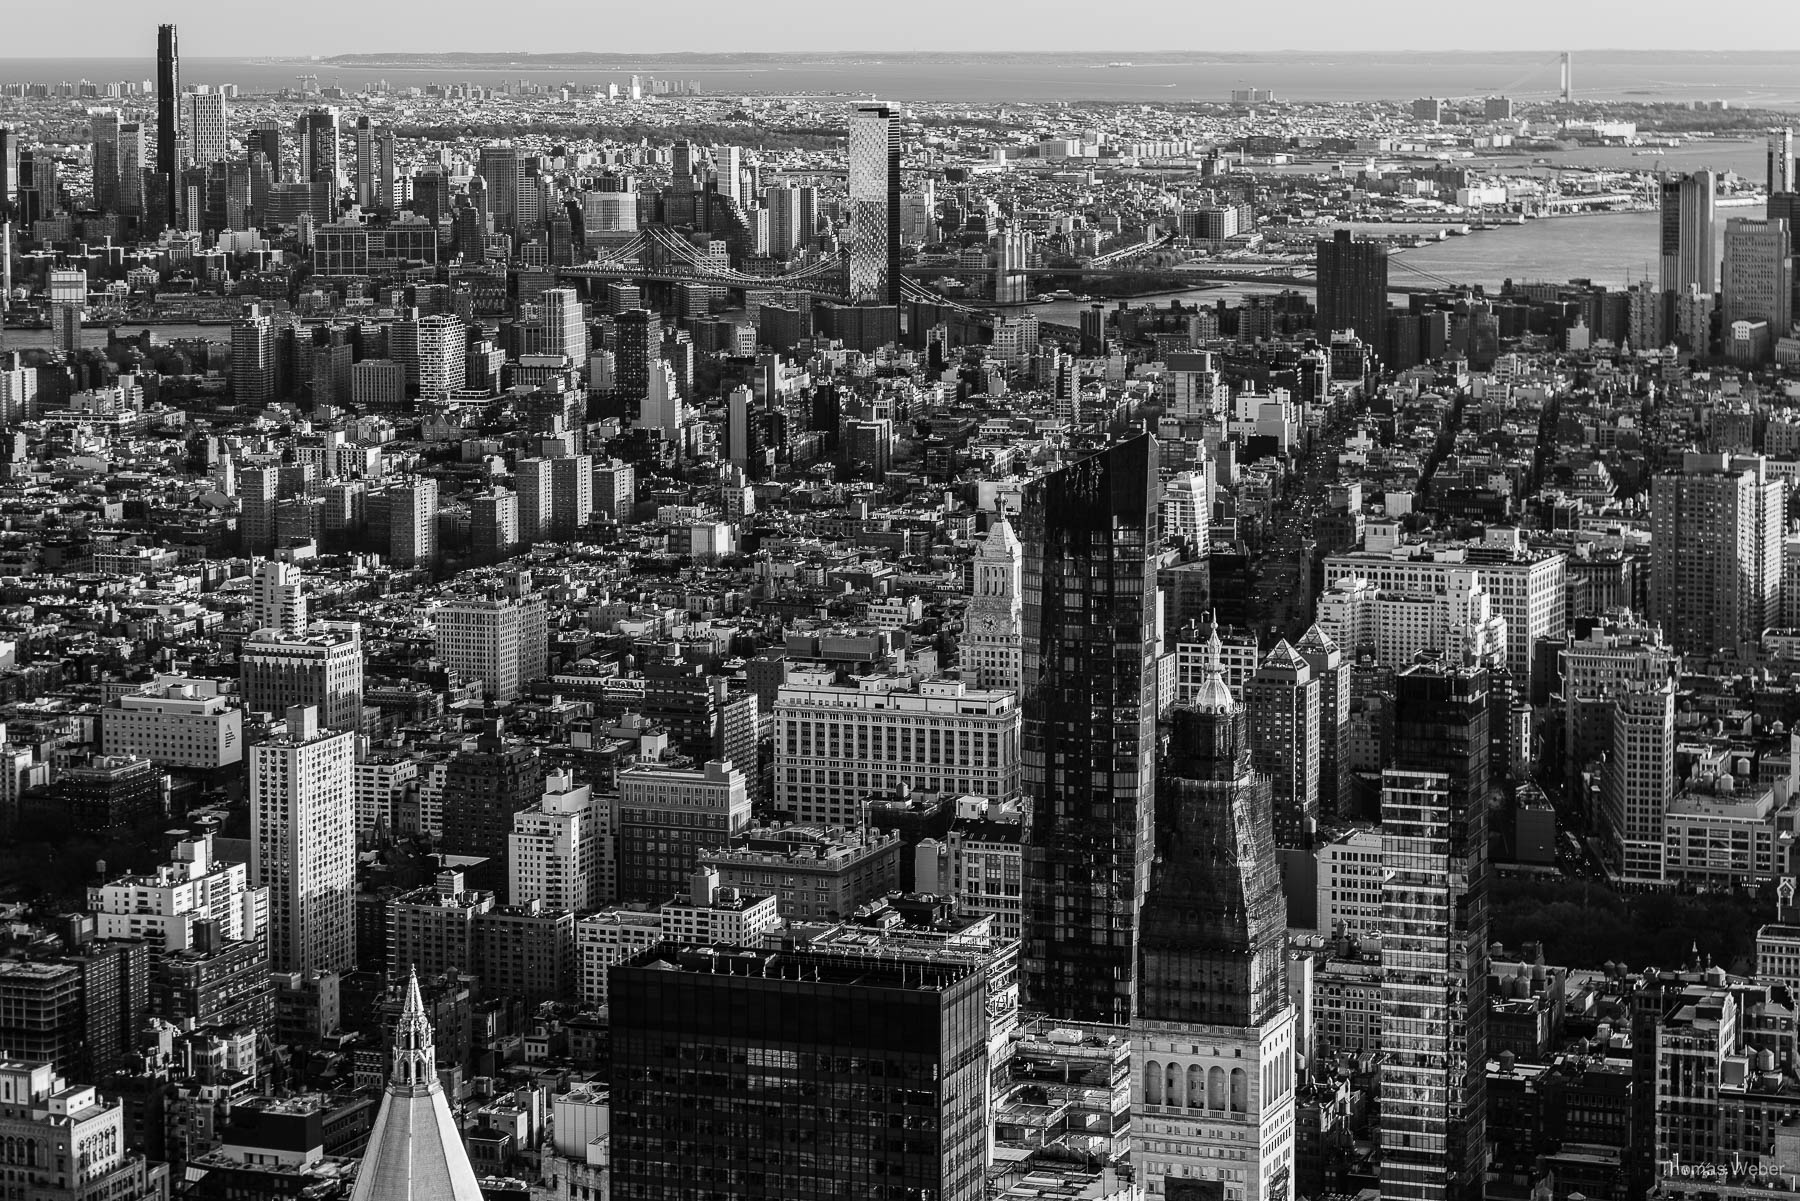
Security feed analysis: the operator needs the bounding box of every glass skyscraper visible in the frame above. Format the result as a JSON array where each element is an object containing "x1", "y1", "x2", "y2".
[
  {"x1": 1019, "y1": 434, "x2": 1159, "y2": 1026},
  {"x1": 1379, "y1": 660, "x2": 1491, "y2": 1201},
  {"x1": 847, "y1": 104, "x2": 901, "y2": 306},
  {"x1": 610, "y1": 943, "x2": 989, "y2": 1201},
  {"x1": 156, "y1": 24, "x2": 180, "y2": 229}
]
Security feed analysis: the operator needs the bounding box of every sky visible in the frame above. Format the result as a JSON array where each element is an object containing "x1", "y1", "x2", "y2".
[{"x1": 2, "y1": 0, "x2": 1795, "y2": 56}]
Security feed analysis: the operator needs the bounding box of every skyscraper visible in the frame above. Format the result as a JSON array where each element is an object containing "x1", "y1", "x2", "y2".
[
  {"x1": 354, "y1": 116, "x2": 376, "y2": 209},
  {"x1": 847, "y1": 103, "x2": 901, "y2": 306},
  {"x1": 156, "y1": 24, "x2": 179, "y2": 228},
  {"x1": 1770, "y1": 127, "x2": 1796, "y2": 196},
  {"x1": 477, "y1": 144, "x2": 522, "y2": 234},
  {"x1": 539, "y1": 286, "x2": 588, "y2": 364},
  {"x1": 1315, "y1": 229, "x2": 1388, "y2": 347},
  {"x1": 1649, "y1": 452, "x2": 1783, "y2": 657},
  {"x1": 251, "y1": 705, "x2": 356, "y2": 974},
  {"x1": 1020, "y1": 434, "x2": 1159, "y2": 1025},
  {"x1": 1132, "y1": 674, "x2": 1297, "y2": 1201},
  {"x1": 251, "y1": 557, "x2": 308, "y2": 636},
  {"x1": 609, "y1": 943, "x2": 989, "y2": 1201},
  {"x1": 1244, "y1": 639, "x2": 1320, "y2": 849},
  {"x1": 295, "y1": 108, "x2": 341, "y2": 189},
  {"x1": 964, "y1": 511, "x2": 1023, "y2": 694},
  {"x1": 1721, "y1": 216, "x2": 1793, "y2": 342},
  {"x1": 183, "y1": 91, "x2": 227, "y2": 166},
  {"x1": 240, "y1": 622, "x2": 364, "y2": 731},
  {"x1": 1660, "y1": 170, "x2": 1718, "y2": 296},
  {"x1": 1379, "y1": 661, "x2": 1492, "y2": 1201},
  {"x1": 348, "y1": 969, "x2": 485, "y2": 1201},
  {"x1": 517, "y1": 453, "x2": 594, "y2": 543},
  {"x1": 433, "y1": 571, "x2": 549, "y2": 703},
  {"x1": 229, "y1": 302, "x2": 277, "y2": 403}
]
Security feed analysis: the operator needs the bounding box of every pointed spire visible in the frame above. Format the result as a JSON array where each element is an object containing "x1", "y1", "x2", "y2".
[{"x1": 392, "y1": 965, "x2": 437, "y2": 1090}]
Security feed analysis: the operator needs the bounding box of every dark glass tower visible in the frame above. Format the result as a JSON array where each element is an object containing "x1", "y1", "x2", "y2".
[
  {"x1": 1315, "y1": 228, "x2": 1388, "y2": 348},
  {"x1": 1138, "y1": 676, "x2": 1287, "y2": 1025},
  {"x1": 1020, "y1": 434, "x2": 1159, "y2": 1025},
  {"x1": 1379, "y1": 659, "x2": 1492, "y2": 1201},
  {"x1": 610, "y1": 944, "x2": 989, "y2": 1201},
  {"x1": 156, "y1": 24, "x2": 180, "y2": 229}
]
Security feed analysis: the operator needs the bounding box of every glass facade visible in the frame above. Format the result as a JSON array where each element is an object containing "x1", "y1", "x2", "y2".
[
  {"x1": 1379, "y1": 663, "x2": 1491, "y2": 1201},
  {"x1": 1020, "y1": 435, "x2": 1160, "y2": 1025},
  {"x1": 847, "y1": 105, "x2": 901, "y2": 306},
  {"x1": 609, "y1": 945, "x2": 988, "y2": 1201}
]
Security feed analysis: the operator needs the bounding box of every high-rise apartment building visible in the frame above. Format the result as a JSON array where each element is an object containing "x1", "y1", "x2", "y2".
[
  {"x1": 847, "y1": 103, "x2": 902, "y2": 306},
  {"x1": 229, "y1": 303, "x2": 277, "y2": 404},
  {"x1": 616, "y1": 760, "x2": 752, "y2": 903},
  {"x1": 183, "y1": 91, "x2": 227, "y2": 166},
  {"x1": 1133, "y1": 675, "x2": 1297, "y2": 1201},
  {"x1": 517, "y1": 452, "x2": 594, "y2": 542},
  {"x1": 387, "y1": 477, "x2": 439, "y2": 569},
  {"x1": 250, "y1": 557, "x2": 308, "y2": 635},
  {"x1": 240, "y1": 621, "x2": 364, "y2": 731},
  {"x1": 156, "y1": 24, "x2": 179, "y2": 228},
  {"x1": 414, "y1": 312, "x2": 466, "y2": 398},
  {"x1": 476, "y1": 144, "x2": 522, "y2": 233},
  {"x1": 1721, "y1": 217, "x2": 1793, "y2": 344},
  {"x1": 1244, "y1": 639, "x2": 1320, "y2": 849},
  {"x1": 538, "y1": 286, "x2": 588, "y2": 364},
  {"x1": 1379, "y1": 662, "x2": 1491, "y2": 1201},
  {"x1": 1660, "y1": 170, "x2": 1718, "y2": 296},
  {"x1": 1020, "y1": 434, "x2": 1160, "y2": 1025},
  {"x1": 1649, "y1": 452, "x2": 1783, "y2": 657},
  {"x1": 609, "y1": 943, "x2": 989, "y2": 1201},
  {"x1": 1602, "y1": 679, "x2": 1676, "y2": 886},
  {"x1": 433, "y1": 572, "x2": 548, "y2": 703},
  {"x1": 1315, "y1": 229, "x2": 1388, "y2": 348},
  {"x1": 353, "y1": 116, "x2": 376, "y2": 209},
  {"x1": 1296, "y1": 623, "x2": 1351, "y2": 819},
  {"x1": 963, "y1": 512, "x2": 1023, "y2": 693},
  {"x1": 251, "y1": 705, "x2": 356, "y2": 974},
  {"x1": 468, "y1": 487, "x2": 519, "y2": 559},
  {"x1": 437, "y1": 727, "x2": 544, "y2": 886},
  {"x1": 508, "y1": 769, "x2": 605, "y2": 911}
]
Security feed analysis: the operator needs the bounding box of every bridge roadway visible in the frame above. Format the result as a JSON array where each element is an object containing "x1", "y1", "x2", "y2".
[{"x1": 556, "y1": 263, "x2": 1443, "y2": 297}]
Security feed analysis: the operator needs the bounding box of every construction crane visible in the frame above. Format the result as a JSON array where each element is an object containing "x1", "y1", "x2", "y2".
[{"x1": 294, "y1": 74, "x2": 319, "y2": 94}]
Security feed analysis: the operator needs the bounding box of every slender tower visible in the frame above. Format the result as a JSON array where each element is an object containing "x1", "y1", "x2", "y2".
[
  {"x1": 1132, "y1": 672, "x2": 1297, "y2": 1201},
  {"x1": 156, "y1": 24, "x2": 180, "y2": 229}
]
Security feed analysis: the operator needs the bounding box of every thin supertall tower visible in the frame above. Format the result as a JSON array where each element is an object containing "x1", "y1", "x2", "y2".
[
  {"x1": 156, "y1": 24, "x2": 180, "y2": 229},
  {"x1": 847, "y1": 103, "x2": 902, "y2": 307},
  {"x1": 1561, "y1": 51, "x2": 1573, "y2": 104}
]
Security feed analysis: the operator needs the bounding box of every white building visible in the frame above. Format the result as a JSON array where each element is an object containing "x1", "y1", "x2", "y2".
[
  {"x1": 509, "y1": 769, "x2": 607, "y2": 911},
  {"x1": 962, "y1": 514, "x2": 1022, "y2": 695},
  {"x1": 1315, "y1": 570, "x2": 1508, "y2": 672},
  {"x1": 773, "y1": 673, "x2": 1021, "y2": 826},
  {"x1": 354, "y1": 754, "x2": 417, "y2": 840},
  {"x1": 574, "y1": 869, "x2": 779, "y2": 1004},
  {"x1": 102, "y1": 679, "x2": 244, "y2": 769},
  {"x1": 251, "y1": 558, "x2": 308, "y2": 635},
  {"x1": 1314, "y1": 826, "x2": 1385, "y2": 936},
  {"x1": 1322, "y1": 525, "x2": 1562, "y2": 687},
  {"x1": 251, "y1": 705, "x2": 357, "y2": 974},
  {"x1": 89, "y1": 832, "x2": 267, "y2": 953},
  {"x1": 433, "y1": 572, "x2": 548, "y2": 703}
]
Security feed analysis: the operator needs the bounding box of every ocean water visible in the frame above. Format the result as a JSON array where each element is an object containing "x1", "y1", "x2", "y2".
[{"x1": 3, "y1": 51, "x2": 1800, "y2": 106}]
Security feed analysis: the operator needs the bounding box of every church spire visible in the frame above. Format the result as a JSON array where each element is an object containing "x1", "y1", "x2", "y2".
[{"x1": 392, "y1": 966, "x2": 436, "y2": 1090}]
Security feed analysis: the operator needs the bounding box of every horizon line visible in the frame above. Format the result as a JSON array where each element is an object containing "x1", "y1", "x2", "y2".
[{"x1": 5, "y1": 47, "x2": 1800, "y2": 58}]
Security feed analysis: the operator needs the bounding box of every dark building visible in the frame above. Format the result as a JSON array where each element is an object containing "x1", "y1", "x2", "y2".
[
  {"x1": 156, "y1": 24, "x2": 179, "y2": 229},
  {"x1": 1020, "y1": 435, "x2": 1159, "y2": 1025},
  {"x1": 1137, "y1": 677, "x2": 1286, "y2": 1026},
  {"x1": 1315, "y1": 229, "x2": 1389, "y2": 349},
  {"x1": 1380, "y1": 660, "x2": 1493, "y2": 1201},
  {"x1": 49, "y1": 754, "x2": 165, "y2": 833},
  {"x1": 609, "y1": 943, "x2": 989, "y2": 1201},
  {"x1": 437, "y1": 729, "x2": 543, "y2": 890},
  {"x1": 472, "y1": 906, "x2": 574, "y2": 1007},
  {"x1": 152, "y1": 921, "x2": 273, "y2": 1031},
  {"x1": 610, "y1": 307, "x2": 661, "y2": 421}
]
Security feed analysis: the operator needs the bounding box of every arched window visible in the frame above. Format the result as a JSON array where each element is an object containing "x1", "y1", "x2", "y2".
[
  {"x1": 1230, "y1": 1067, "x2": 1248, "y2": 1114},
  {"x1": 1165, "y1": 1062, "x2": 1184, "y2": 1109},
  {"x1": 1187, "y1": 1064, "x2": 1205, "y2": 1109},
  {"x1": 1143, "y1": 1059, "x2": 1162, "y2": 1105},
  {"x1": 1208, "y1": 1065, "x2": 1227, "y2": 1110}
]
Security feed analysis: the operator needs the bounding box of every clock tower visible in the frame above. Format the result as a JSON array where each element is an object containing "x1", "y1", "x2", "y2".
[{"x1": 965, "y1": 510, "x2": 1022, "y2": 694}]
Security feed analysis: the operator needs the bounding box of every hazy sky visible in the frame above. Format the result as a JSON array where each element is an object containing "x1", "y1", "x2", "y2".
[{"x1": 1, "y1": 0, "x2": 1792, "y2": 56}]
